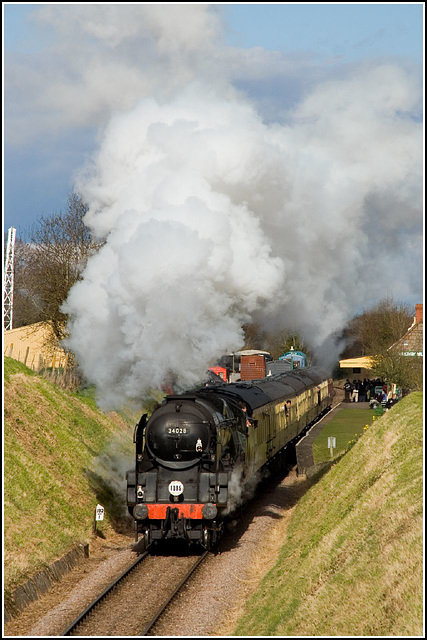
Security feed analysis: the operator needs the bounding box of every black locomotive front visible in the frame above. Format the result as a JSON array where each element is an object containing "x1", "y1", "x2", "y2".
[{"x1": 127, "y1": 394, "x2": 239, "y2": 549}]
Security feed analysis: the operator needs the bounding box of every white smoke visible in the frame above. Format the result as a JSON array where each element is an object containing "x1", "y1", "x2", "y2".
[
  {"x1": 224, "y1": 464, "x2": 261, "y2": 515},
  {"x1": 63, "y1": 88, "x2": 286, "y2": 408},
  {"x1": 89, "y1": 429, "x2": 134, "y2": 512},
  {"x1": 255, "y1": 61, "x2": 423, "y2": 351},
  {"x1": 32, "y1": 7, "x2": 421, "y2": 408}
]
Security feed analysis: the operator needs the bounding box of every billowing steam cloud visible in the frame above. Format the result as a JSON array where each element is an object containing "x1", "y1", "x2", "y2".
[
  {"x1": 5, "y1": 5, "x2": 225, "y2": 145},
  {"x1": 63, "y1": 64, "x2": 421, "y2": 408},
  {"x1": 64, "y1": 88, "x2": 285, "y2": 408},
  {"x1": 50, "y1": 7, "x2": 422, "y2": 409}
]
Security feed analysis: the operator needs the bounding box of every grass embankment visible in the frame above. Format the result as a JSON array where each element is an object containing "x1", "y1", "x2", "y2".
[
  {"x1": 4, "y1": 357, "x2": 136, "y2": 594},
  {"x1": 313, "y1": 408, "x2": 376, "y2": 463},
  {"x1": 234, "y1": 392, "x2": 423, "y2": 636}
]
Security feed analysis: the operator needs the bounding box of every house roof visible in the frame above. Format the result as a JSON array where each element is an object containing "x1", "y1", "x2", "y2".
[{"x1": 388, "y1": 320, "x2": 423, "y2": 356}]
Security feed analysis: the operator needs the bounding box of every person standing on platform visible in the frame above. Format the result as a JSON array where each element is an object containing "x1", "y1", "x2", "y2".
[
  {"x1": 351, "y1": 380, "x2": 359, "y2": 403},
  {"x1": 344, "y1": 379, "x2": 352, "y2": 402}
]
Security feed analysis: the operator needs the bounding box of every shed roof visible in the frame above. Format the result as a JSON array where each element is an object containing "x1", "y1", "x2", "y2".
[{"x1": 339, "y1": 356, "x2": 373, "y2": 369}]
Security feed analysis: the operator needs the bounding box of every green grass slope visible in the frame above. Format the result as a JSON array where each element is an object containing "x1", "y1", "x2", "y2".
[
  {"x1": 234, "y1": 392, "x2": 423, "y2": 636},
  {"x1": 4, "y1": 357, "x2": 135, "y2": 593}
]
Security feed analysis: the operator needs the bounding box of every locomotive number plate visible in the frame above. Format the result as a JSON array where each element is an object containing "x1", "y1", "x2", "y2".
[
  {"x1": 167, "y1": 427, "x2": 188, "y2": 434},
  {"x1": 169, "y1": 480, "x2": 184, "y2": 496}
]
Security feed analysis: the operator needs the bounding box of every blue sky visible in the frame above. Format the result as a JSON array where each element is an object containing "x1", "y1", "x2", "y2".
[
  {"x1": 3, "y1": 3, "x2": 424, "y2": 235},
  {"x1": 224, "y1": 3, "x2": 423, "y2": 59},
  {"x1": 5, "y1": 3, "x2": 424, "y2": 58}
]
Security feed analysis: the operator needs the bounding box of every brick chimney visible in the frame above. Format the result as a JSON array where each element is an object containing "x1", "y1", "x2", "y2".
[{"x1": 415, "y1": 303, "x2": 423, "y2": 324}]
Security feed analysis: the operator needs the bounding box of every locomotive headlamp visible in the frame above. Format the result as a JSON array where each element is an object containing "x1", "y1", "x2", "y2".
[
  {"x1": 133, "y1": 504, "x2": 148, "y2": 520},
  {"x1": 202, "y1": 503, "x2": 217, "y2": 519},
  {"x1": 137, "y1": 485, "x2": 144, "y2": 499}
]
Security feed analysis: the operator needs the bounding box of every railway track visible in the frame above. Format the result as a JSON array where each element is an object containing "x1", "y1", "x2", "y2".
[
  {"x1": 61, "y1": 549, "x2": 209, "y2": 636},
  {"x1": 141, "y1": 550, "x2": 209, "y2": 636},
  {"x1": 61, "y1": 550, "x2": 149, "y2": 636}
]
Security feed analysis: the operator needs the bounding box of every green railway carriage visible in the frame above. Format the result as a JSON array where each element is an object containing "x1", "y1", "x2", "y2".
[
  {"x1": 214, "y1": 367, "x2": 333, "y2": 472},
  {"x1": 127, "y1": 366, "x2": 333, "y2": 549}
]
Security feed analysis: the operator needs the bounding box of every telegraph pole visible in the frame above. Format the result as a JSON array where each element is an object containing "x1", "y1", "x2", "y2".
[{"x1": 4, "y1": 227, "x2": 16, "y2": 331}]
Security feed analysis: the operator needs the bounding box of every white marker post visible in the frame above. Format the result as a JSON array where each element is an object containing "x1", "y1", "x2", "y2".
[
  {"x1": 94, "y1": 504, "x2": 104, "y2": 534},
  {"x1": 328, "y1": 436, "x2": 336, "y2": 458}
]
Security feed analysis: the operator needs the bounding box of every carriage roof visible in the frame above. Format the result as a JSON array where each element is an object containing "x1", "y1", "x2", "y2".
[{"x1": 202, "y1": 366, "x2": 329, "y2": 410}]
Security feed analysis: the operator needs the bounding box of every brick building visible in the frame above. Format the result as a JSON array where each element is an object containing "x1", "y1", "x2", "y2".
[{"x1": 388, "y1": 303, "x2": 423, "y2": 358}]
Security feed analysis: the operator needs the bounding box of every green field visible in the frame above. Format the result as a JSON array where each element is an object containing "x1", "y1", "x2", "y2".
[
  {"x1": 312, "y1": 408, "x2": 376, "y2": 463},
  {"x1": 234, "y1": 392, "x2": 423, "y2": 636}
]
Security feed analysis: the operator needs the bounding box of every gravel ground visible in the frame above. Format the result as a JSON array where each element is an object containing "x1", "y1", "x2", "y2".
[
  {"x1": 72, "y1": 553, "x2": 204, "y2": 636},
  {"x1": 4, "y1": 468, "x2": 311, "y2": 637}
]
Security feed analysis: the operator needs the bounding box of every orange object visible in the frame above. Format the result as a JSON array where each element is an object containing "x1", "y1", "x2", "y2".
[
  {"x1": 146, "y1": 503, "x2": 209, "y2": 519},
  {"x1": 209, "y1": 366, "x2": 228, "y2": 381}
]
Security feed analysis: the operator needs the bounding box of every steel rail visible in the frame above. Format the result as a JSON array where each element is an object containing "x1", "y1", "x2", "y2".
[
  {"x1": 140, "y1": 550, "x2": 209, "y2": 636},
  {"x1": 61, "y1": 550, "x2": 149, "y2": 636}
]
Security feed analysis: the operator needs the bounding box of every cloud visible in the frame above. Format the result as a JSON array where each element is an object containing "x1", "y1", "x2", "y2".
[
  {"x1": 10, "y1": 5, "x2": 416, "y2": 143},
  {"x1": 6, "y1": 5, "x2": 225, "y2": 144}
]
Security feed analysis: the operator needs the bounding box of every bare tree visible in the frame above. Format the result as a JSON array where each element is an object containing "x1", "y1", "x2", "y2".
[
  {"x1": 12, "y1": 193, "x2": 102, "y2": 341},
  {"x1": 338, "y1": 298, "x2": 420, "y2": 392},
  {"x1": 339, "y1": 298, "x2": 413, "y2": 358},
  {"x1": 11, "y1": 237, "x2": 45, "y2": 328}
]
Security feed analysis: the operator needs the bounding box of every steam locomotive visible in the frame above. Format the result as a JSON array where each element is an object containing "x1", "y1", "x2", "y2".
[{"x1": 127, "y1": 367, "x2": 333, "y2": 549}]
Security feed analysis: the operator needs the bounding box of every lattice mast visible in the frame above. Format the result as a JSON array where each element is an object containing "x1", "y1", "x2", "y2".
[{"x1": 4, "y1": 227, "x2": 16, "y2": 331}]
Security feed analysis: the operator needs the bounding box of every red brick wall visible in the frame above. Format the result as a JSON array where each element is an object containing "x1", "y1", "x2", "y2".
[{"x1": 240, "y1": 355, "x2": 266, "y2": 380}]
